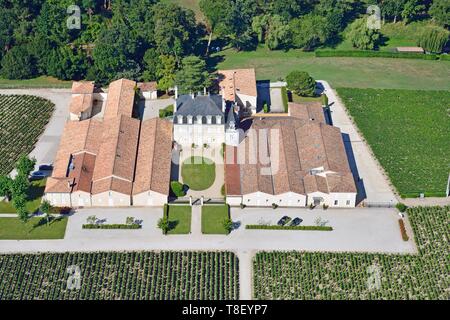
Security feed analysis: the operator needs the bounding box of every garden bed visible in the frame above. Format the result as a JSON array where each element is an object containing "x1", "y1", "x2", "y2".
[{"x1": 246, "y1": 225, "x2": 333, "y2": 231}]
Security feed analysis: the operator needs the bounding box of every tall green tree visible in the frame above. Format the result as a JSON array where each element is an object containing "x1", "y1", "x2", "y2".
[
  {"x1": 429, "y1": 0, "x2": 450, "y2": 27},
  {"x1": 16, "y1": 155, "x2": 36, "y2": 177},
  {"x1": 401, "y1": 0, "x2": 426, "y2": 23},
  {"x1": 40, "y1": 199, "x2": 52, "y2": 226},
  {"x1": 252, "y1": 14, "x2": 290, "y2": 50},
  {"x1": 0, "y1": 175, "x2": 13, "y2": 200},
  {"x1": 0, "y1": 45, "x2": 36, "y2": 79},
  {"x1": 200, "y1": 0, "x2": 233, "y2": 55},
  {"x1": 290, "y1": 15, "x2": 330, "y2": 50},
  {"x1": 157, "y1": 55, "x2": 177, "y2": 94},
  {"x1": 175, "y1": 56, "x2": 211, "y2": 94},
  {"x1": 152, "y1": 3, "x2": 198, "y2": 60}
]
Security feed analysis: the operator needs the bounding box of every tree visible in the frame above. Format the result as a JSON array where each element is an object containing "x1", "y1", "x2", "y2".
[
  {"x1": 142, "y1": 48, "x2": 161, "y2": 82},
  {"x1": 152, "y1": 3, "x2": 198, "y2": 59},
  {"x1": 12, "y1": 194, "x2": 28, "y2": 222},
  {"x1": 40, "y1": 200, "x2": 52, "y2": 226},
  {"x1": 175, "y1": 56, "x2": 211, "y2": 94},
  {"x1": 252, "y1": 14, "x2": 290, "y2": 50},
  {"x1": 380, "y1": 0, "x2": 407, "y2": 23},
  {"x1": 286, "y1": 71, "x2": 316, "y2": 97},
  {"x1": 157, "y1": 217, "x2": 170, "y2": 235},
  {"x1": 346, "y1": 17, "x2": 380, "y2": 50},
  {"x1": 200, "y1": 0, "x2": 233, "y2": 55},
  {"x1": 417, "y1": 26, "x2": 449, "y2": 53},
  {"x1": 1, "y1": 45, "x2": 37, "y2": 80},
  {"x1": 157, "y1": 55, "x2": 177, "y2": 94},
  {"x1": 0, "y1": 176, "x2": 13, "y2": 201},
  {"x1": 47, "y1": 46, "x2": 88, "y2": 80},
  {"x1": 429, "y1": 0, "x2": 450, "y2": 27},
  {"x1": 10, "y1": 175, "x2": 29, "y2": 199},
  {"x1": 222, "y1": 218, "x2": 233, "y2": 234},
  {"x1": 401, "y1": 0, "x2": 426, "y2": 23},
  {"x1": 170, "y1": 181, "x2": 186, "y2": 197},
  {"x1": 16, "y1": 155, "x2": 36, "y2": 177},
  {"x1": 289, "y1": 15, "x2": 330, "y2": 51}
]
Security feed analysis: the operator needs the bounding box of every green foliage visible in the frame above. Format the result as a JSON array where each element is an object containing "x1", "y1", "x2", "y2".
[
  {"x1": 346, "y1": 17, "x2": 381, "y2": 50},
  {"x1": 286, "y1": 71, "x2": 316, "y2": 97},
  {"x1": 289, "y1": 14, "x2": 330, "y2": 51},
  {"x1": 158, "y1": 217, "x2": 170, "y2": 234},
  {"x1": 170, "y1": 181, "x2": 186, "y2": 197},
  {"x1": 315, "y1": 50, "x2": 438, "y2": 60},
  {"x1": 157, "y1": 55, "x2": 177, "y2": 93},
  {"x1": 338, "y1": 88, "x2": 450, "y2": 196},
  {"x1": 263, "y1": 102, "x2": 269, "y2": 113},
  {"x1": 417, "y1": 26, "x2": 449, "y2": 53},
  {"x1": 252, "y1": 14, "x2": 290, "y2": 50},
  {"x1": 83, "y1": 224, "x2": 141, "y2": 230},
  {"x1": 176, "y1": 56, "x2": 211, "y2": 94},
  {"x1": 401, "y1": 0, "x2": 425, "y2": 23},
  {"x1": 16, "y1": 155, "x2": 36, "y2": 177},
  {"x1": 254, "y1": 206, "x2": 449, "y2": 299},
  {"x1": 222, "y1": 218, "x2": 233, "y2": 233},
  {"x1": 429, "y1": 0, "x2": 450, "y2": 27},
  {"x1": 396, "y1": 203, "x2": 408, "y2": 213},
  {"x1": 1, "y1": 45, "x2": 37, "y2": 80},
  {"x1": 0, "y1": 251, "x2": 239, "y2": 299},
  {"x1": 159, "y1": 104, "x2": 174, "y2": 118},
  {"x1": 0, "y1": 176, "x2": 13, "y2": 199}
]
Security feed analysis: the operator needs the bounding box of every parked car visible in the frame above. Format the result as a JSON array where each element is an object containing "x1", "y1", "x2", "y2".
[
  {"x1": 30, "y1": 171, "x2": 47, "y2": 181},
  {"x1": 277, "y1": 216, "x2": 291, "y2": 226},
  {"x1": 39, "y1": 164, "x2": 53, "y2": 171},
  {"x1": 290, "y1": 218, "x2": 303, "y2": 227}
]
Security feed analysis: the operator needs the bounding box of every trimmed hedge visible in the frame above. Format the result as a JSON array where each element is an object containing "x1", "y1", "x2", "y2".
[
  {"x1": 246, "y1": 225, "x2": 333, "y2": 231},
  {"x1": 82, "y1": 224, "x2": 142, "y2": 229},
  {"x1": 315, "y1": 50, "x2": 439, "y2": 60},
  {"x1": 440, "y1": 54, "x2": 450, "y2": 61},
  {"x1": 281, "y1": 86, "x2": 289, "y2": 113},
  {"x1": 401, "y1": 191, "x2": 447, "y2": 198}
]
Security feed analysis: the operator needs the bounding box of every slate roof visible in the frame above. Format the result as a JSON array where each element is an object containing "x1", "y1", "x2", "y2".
[{"x1": 175, "y1": 95, "x2": 223, "y2": 117}]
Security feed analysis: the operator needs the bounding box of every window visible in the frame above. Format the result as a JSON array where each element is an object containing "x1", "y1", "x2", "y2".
[
  {"x1": 334, "y1": 200, "x2": 338, "y2": 206},
  {"x1": 346, "y1": 200, "x2": 351, "y2": 206}
]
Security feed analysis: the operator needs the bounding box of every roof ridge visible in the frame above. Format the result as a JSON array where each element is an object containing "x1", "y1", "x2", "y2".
[
  {"x1": 148, "y1": 119, "x2": 159, "y2": 191},
  {"x1": 319, "y1": 124, "x2": 331, "y2": 170}
]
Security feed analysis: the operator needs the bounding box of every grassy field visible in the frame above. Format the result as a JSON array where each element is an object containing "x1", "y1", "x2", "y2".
[
  {"x1": 0, "y1": 76, "x2": 71, "y2": 89},
  {"x1": 167, "y1": 205, "x2": 192, "y2": 234},
  {"x1": 202, "y1": 205, "x2": 230, "y2": 234},
  {"x1": 338, "y1": 88, "x2": 450, "y2": 197},
  {"x1": 0, "y1": 95, "x2": 54, "y2": 175},
  {"x1": 0, "y1": 251, "x2": 239, "y2": 299},
  {"x1": 0, "y1": 179, "x2": 47, "y2": 214},
  {"x1": 181, "y1": 156, "x2": 216, "y2": 191},
  {"x1": 213, "y1": 47, "x2": 450, "y2": 90},
  {"x1": 254, "y1": 206, "x2": 449, "y2": 300},
  {"x1": 0, "y1": 216, "x2": 68, "y2": 240},
  {"x1": 162, "y1": 0, "x2": 203, "y2": 21}
]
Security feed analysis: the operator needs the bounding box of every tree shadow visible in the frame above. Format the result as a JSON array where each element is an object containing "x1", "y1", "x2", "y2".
[{"x1": 168, "y1": 220, "x2": 179, "y2": 231}]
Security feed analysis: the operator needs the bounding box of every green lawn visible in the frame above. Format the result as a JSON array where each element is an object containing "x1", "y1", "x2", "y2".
[
  {"x1": 0, "y1": 179, "x2": 47, "y2": 214},
  {"x1": 214, "y1": 46, "x2": 450, "y2": 90},
  {"x1": 167, "y1": 205, "x2": 192, "y2": 234},
  {"x1": 0, "y1": 76, "x2": 71, "y2": 89},
  {"x1": 0, "y1": 216, "x2": 68, "y2": 240},
  {"x1": 181, "y1": 156, "x2": 216, "y2": 191},
  {"x1": 338, "y1": 88, "x2": 450, "y2": 197},
  {"x1": 202, "y1": 205, "x2": 230, "y2": 235}
]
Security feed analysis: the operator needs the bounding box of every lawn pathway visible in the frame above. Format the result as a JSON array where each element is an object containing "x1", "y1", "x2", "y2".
[{"x1": 191, "y1": 205, "x2": 202, "y2": 237}]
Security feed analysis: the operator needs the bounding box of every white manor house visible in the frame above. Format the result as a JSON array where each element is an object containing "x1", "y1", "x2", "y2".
[{"x1": 44, "y1": 68, "x2": 357, "y2": 208}]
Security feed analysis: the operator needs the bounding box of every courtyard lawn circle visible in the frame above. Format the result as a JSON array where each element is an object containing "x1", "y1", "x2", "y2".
[{"x1": 181, "y1": 156, "x2": 216, "y2": 191}]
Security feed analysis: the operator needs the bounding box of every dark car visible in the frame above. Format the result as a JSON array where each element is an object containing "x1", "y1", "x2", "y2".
[
  {"x1": 290, "y1": 218, "x2": 303, "y2": 227},
  {"x1": 39, "y1": 164, "x2": 53, "y2": 171},
  {"x1": 30, "y1": 171, "x2": 47, "y2": 181},
  {"x1": 277, "y1": 216, "x2": 291, "y2": 226}
]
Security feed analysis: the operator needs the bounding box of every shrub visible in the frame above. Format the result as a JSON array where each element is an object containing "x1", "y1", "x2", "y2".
[
  {"x1": 346, "y1": 17, "x2": 380, "y2": 50},
  {"x1": 158, "y1": 217, "x2": 170, "y2": 235},
  {"x1": 240, "y1": 203, "x2": 246, "y2": 209},
  {"x1": 286, "y1": 71, "x2": 316, "y2": 97},
  {"x1": 322, "y1": 94, "x2": 329, "y2": 107},
  {"x1": 398, "y1": 219, "x2": 409, "y2": 241},
  {"x1": 170, "y1": 181, "x2": 186, "y2": 197},
  {"x1": 263, "y1": 102, "x2": 269, "y2": 113},
  {"x1": 417, "y1": 25, "x2": 449, "y2": 54},
  {"x1": 315, "y1": 50, "x2": 439, "y2": 60},
  {"x1": 272, "y1": 203, "x2": 278, "y2": 209},
  {"x1": 49, "y1": 206, "x2": 72, "y2": 214},
  {"x1": 246, "y1": 225, "x2": 333, "y2": 231},
  {"x1": 440, "y1": 54, "x2": 450, "y2": 61},
  {"x1": 222, "y1": 218, "x2": 233, "y2": 234},
  {"x1": 396, "y1": 203, "x2": 408, "y2": 213},
  {"x1": 221, "y1": 184, "x2": 226, "y2": 197},
  {"x1": 281, "y1": 86, "x2": 289, "y2": 112}
]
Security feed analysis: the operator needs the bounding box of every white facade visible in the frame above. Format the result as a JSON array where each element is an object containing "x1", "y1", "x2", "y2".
[
  {"x1": 174, "y1": 115, "x2": 224, "y2": 146},
  {"x1": 91, "y1": 191, "x2": 131, "y2": 207},
  {"x1": 242, "y1": 192, "x2": 308, "y2": 207},
  {"x1": 44, "y1": 193, "x2": 72, "y2": 207},
  {"x1": 133, "y1": 191, "x2": 168, "y2": 206}
]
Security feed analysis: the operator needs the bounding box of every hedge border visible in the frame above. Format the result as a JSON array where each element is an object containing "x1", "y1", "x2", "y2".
[
  {"x1": 246, "y1": 225, "x2": 333, "y2": 231},
  {"x1": 315, "y1": 50, "x2": 439, "y2": 60},
  {"x1": 398, "y1": 219, "x2": 409, "y2": 241},
  {"x1": 82, "y1": 224, "x2": 142, "y2": 230}
]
